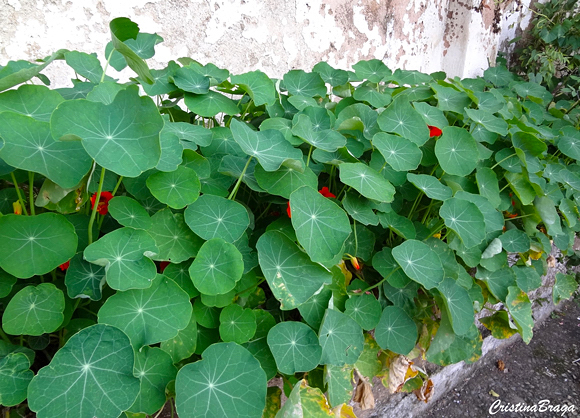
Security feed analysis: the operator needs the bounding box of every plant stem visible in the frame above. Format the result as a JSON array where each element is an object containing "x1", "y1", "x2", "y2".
[
  {"x1": 306, "y1": 145, "x2": 313, "y2": 167},
  {"x1": 491, "y1": 153, "x2": 517, "y2": 169},
  {"x1": 0, "y1": 325, "x2": 11, "y2": 344},
  {"x1": 353, "y1": 219, "x2": 359, "y2": 255},
  {"x1": 101, "y1": 48, "x2": 115, "y2": 83},
  {"x1": 349, "y1": 266, "x2": 401, "y2": 295},
  {"x1": 228, "y1": 156, "x2": 253, "y2": 200},
  {"x1": 111, "y1": 176, "x2": 124, "y2": 196},
  {"x1": 235, "y1": 278, "x2": 266, "y2": 297},
  {"x1": 28, "y1": 171, "x2": 35, "y2": 215},
  {"x1": 88, "y1": 167, "x2": 107, "y2": 245},
  {"x1": 10, "y1": 172, "x2": 28, "y2": 216}
]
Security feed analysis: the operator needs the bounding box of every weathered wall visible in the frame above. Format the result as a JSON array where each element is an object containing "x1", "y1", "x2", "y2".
[{"x1": 0, "y1": 0, "x2": 534, "y2": 87}]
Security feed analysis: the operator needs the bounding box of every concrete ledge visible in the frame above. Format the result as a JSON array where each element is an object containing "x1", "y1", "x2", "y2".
[{"x1": 355, "y1": 244, "x2": 573, "y2": 418}]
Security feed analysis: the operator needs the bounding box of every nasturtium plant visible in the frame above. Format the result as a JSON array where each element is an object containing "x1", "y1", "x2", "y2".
[{"x1": 0, "y1": 16, "x2": 578, "y2": 417}]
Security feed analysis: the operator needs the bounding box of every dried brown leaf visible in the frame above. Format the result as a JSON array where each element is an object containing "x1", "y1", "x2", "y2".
[
  {"x1": 413, "y1": 378, "x2": 434, "y2": 403},
  {"x1": 353, "y1": 377, "x2": 375, "y2": 410}
]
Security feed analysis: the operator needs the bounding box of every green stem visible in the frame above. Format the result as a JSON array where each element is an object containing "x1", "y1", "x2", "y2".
[
  {"x1": 88, "y1": 167, "x2": 107, "y2": 245},
  {"x1": 255, "y1": 203, "x2": 272, "y2": 222},
  {"x1": 306, "y1": 145, "x2": 313, "y2": 167},
  {"x1": 499, "y1": 182, "x2": 511, "y2": 193},
  {"x1": 0, "y1": 325, "x2": 11, "y2": 344},
  {"x1": 111, "y1": 176, "x2": 123, "y2": 196},
  {"x1": 421, "y1": 199, "x2": 435, "y2": 224},
  {"x1": 353, "y1": 219, "x2": 359, "y2": 256},
  {"x1": 235, "y1": 278, "x2": 266, "y2": 297},
  {"x1": 50, "y1": 270, "x2": 57, "y2": 281},
  {"x1": 101, "y1": 48, "x2": 115, "y2": 83},
  {"x1": 10, "y1": 172, "x2": 28, "y2": 216},
  {"x1": 28, "y1": 171, "x2": 35, "y2": 215},
  {"x1": 348, "y1": 266, "x2": 401, "y2": 295},
  {"x1": 407, "y1": 191, "x2": 424, "y2": 220},
  {"x1": 228, "y1": 156, "x2": 253, "y2": 200},
  {"x1": 491, "y1": 153, "x2": 517, "y2": 170}
]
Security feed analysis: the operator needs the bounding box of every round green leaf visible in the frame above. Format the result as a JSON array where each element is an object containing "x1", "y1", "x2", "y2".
[
  {"x1": 0, "y1": 353, "x2": 33, "y2": 407},
  {"x1": 353, "y1": 85, "x2": 392, "y2": 108},
  {"x1": 437, "y1": 278, "x2": 474, "y2": 336},
  {"x1": 312, "y1": 62, "x2": 349, "y2": 87},
  {"x1": 297, "y1": 288, "x2": 333, "y2": 330},
  {"x1": 283, "y1": 70, "x2": 326, "y2": 97},
  {"x1": 98, "y1": 275, "x2": 192, "y2": 348},
  {"x1": 291, "y1": 114, "x2": 347, "y2": 152},
  {"x1": 184, "y1": 91, "x2": 240, "y2": 117},
  {"x1": 175, "y1": 342, "x2": 267, "y2": 418},
  {"x1": 192, "y1": 298, "x2": 221, "y2": 329},
  {"x1": 378, "y1": 211, "x2": 416, "y2": 240},
  {"x1": 344, "y1": 293, "x2": 382, "y2": 330},
  {"x1": 165, "y1": 122, "x2": 213, "y2": 148},
  {"x1": 341, "y1": 192, "x2": 379, "y2": 226},
  {"x1": 553, "y1": 272, "x2": 579, "y2": 305},
  {"x1": 50, "y1": 88, "x2": 164, "y2": 177},
  {"x1": 432, "y1": 84, "x2": 472, "y2": 113},
  {"x1": 339, "y1": 163, "x2": 395, "y2": 203},
  {"x1": 391, "y1": 239, "x2": 443, "y2": 289},
  {"x1": 128, "y1": 347, "x2": 177, "y2": 415},
  {"x1": 558, "y1": 127, "x2": 580, "y2": 160},
  {"x1": 0, "y1": 213, "x2": 77, "y2": 279},
  {"x1": 406, "y1": 173, "x2": 452, "y2": 201},
  {"x1": 189, "y1": 238, "x2": 244, "y2": 296},
  {"x1": 172, "y1": 66, "x2": 210, "y2": 94},
  {"x1": 146, "y1": 166, "x2": 200, "y2": 209},
  {"x1": 267, "y1": 322, "x2": 322, "y2": 374},
  {"x1": 184, "y1": 194, "x2": 249, "y2": 243},
  {"x1": 254, "y1": 164, "x2": 317, "y2": 199},
  {"x1": 319, "y1": 309, "x2": 364, "y2": 366},
  {"x1": 352, "y1": 59, "x2": 391, "y2": 82},
  {"x1": 156, "y1": 131, "x2": 183, "y2": 172},
  {"x1": 27, "y1": 324, "x2": 140, "y2": 418},
  {"x1": 83, "y1": 227, "x2": 158, "y2": 291},
  {"x1": 499, "y1": 229, "x2": 530, "y2": 253},
  {"x1": 65, "y1": 253, "x2": 106, "y2": 301},
  {"x1": 375, "y1": 306, "x2": 417, "y2": 355},
  {"x1": 256, "y1": 231, "x2": 333, "y2": 310},
  {"x1": 434, "y1": 126, "x2": 479, "y2": 176},
  {"x1": 243, "y1": 337, "x2": 278, "y2": 381},
  {"x1": 476, "y1": 267, "x2": 515, "y2": 302},
  {"x1": 219, "y1": 304, "x2": 257, "y2": 344},
  {"x1": 231, "y1": 70, "x2": 276, "y2": 106},
  {"x1": 377, "y1": 97, "x2": 429, "y2": 145},
  {"x1": 0, "y1": 113, "x2": 92, "y2": 189},
  {"x1": 372, "y1": 247, "x2": 411, "y2": 288},
  {"x1": 148, "y1": 209, "x2": 204, "y2": 263},
  {"x1": 455, "y1": 191, "x2": 504, "y2": 234},
  {"x1": 2, "y1": 283, "x2": 64, "y2": 336},
  {"x1": 464, "y1": 108, "x2": 508, "y2": 135},
  {"x1": 475, "y1": 167, "x2": 501, "y2": 208},
  {"x1": 514, "y1": 266, "x2": 542, "y2": 293},
  {"x1": 161, "y1": 313, "x2": 197, "y2": 363},
  {"x1": 413, "y1": 101, "x2": 449, "y2": 128},
  {"x1": 505, "y1": 286, "x2": 533, "y2": 344},
  {"x1": 0, "y1": 84, "x2": 64, "y2": 122},
  {"x1": 108, "y1": 196, "x2": 152, "y2": 230},
  {"x1": 0, "y1": 269, "x2": 16, "y2": 298},
  {"x1": 373, "y1": 132, "x2": 422, "y2": 172},
  {"x1": 289, "y1": 186, "x2": 351, "y2": 264},
  {"x1": 439, "y1": 198, "x2": 486, "y2": 248}
]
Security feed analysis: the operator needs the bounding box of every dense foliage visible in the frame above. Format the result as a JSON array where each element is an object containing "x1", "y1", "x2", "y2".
[{"x1": 0, "y1": 17, "x2": 579, "y2": 418}]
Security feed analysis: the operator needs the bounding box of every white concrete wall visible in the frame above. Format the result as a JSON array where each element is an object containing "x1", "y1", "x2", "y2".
[{"x1": 0, "y1": 0, "x2": 535, "y2": 88}]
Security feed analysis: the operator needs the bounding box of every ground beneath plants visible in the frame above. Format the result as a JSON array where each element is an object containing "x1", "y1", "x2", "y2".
[{"x1": 421, "y1": 298, "x2": 580, "y2": 418}]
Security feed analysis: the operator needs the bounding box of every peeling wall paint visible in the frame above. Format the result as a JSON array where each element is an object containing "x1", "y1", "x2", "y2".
[{"x1": 0, "y1": 0, "x2": 534, "y2": 87}]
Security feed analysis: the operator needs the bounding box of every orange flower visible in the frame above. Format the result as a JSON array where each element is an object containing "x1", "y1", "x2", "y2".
[
  {"x1": 91, "y1": 191, "x2": 113, "y2": 215},
  {"x1": 59, "y1": 260, "x2": 70, "y2": 271},
  {"x1": 428, "y1": 125, "x2": 442, "y2": 137},
  {"x1": 13, "y1": 201, "x2": 22, "y2": 215}
]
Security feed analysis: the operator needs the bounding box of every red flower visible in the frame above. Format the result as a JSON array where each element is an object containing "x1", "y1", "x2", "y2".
[
  {"x1": 159, "y1": 261, "x2": 170, "y2": 273},
  {"x1": 90, "y1": 191, "x2": 113, "y2": 215},
  {"x1": 59, "y1": 260, "x2": 70, "y2": 271},
  {"x1": 318, "y1": 187, "x2": 336, "y2": 198},
  {"x1": 428, "y1": 125, "x2": 442, "y2": 137},
  {"x1": 287, "y1": 201, "x2": 292, "y2": 218}
]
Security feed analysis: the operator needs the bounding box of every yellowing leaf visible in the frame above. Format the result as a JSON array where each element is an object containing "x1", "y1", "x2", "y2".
[
  {"x1": 414, "y1": 378, "x2": 434, "y2": 403},
  {"x1": 332, "y1": 404, "x2": 357, "y2": 418},
  {"x1": 387, "y1": 355, "x2": 417, "y2": 394}
]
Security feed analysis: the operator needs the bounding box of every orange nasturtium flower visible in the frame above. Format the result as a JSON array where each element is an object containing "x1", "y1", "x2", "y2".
[
  {"x1": 91, "y1": 191, "x2": 114, "y2": 215},
  {"x1": 428, "y1": 125, "x2": 442, "y2": 137},
  {"x1": 59, "y1": 260, "x2": 70, "y2": 271},
  {"x1": 13, "y1": 201, "x2": 22, "y2": 215},
  {"x1": 287, "y1": 187, "x2": 336, "y2": 218}
]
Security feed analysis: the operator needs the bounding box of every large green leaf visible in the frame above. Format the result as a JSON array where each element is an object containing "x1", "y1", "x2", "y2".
[
  {"x1": 219, "y1": 304, "x2": 256, "y2": 344},
  {"x1": 291, "y1": 114, "x2": 346, "y2": 152},
  {"x1": 148, "y1": 209, "x2": 204, "y2": 263},
  {"x1": 231, "y1": 70, "x2": 276, "y2": 106},
  {"x1": 297, "y1": 288, "x2": 332, "y2": 330},
  {"x1": 64, "y1": 253, "x2": 106, "y2": 301},
  {"x1": 128, "y1": 347, "x2": 177, "y2": 415},
  {"x1": 184, "y1": 91, "x2": 240, "y2": 117},
  {"x1": 254, "y1": 164, "x2": 317, "y2": 199},
  {"x1": 377, "y1": 97, "x2": 430, "y2": 145},
  {"x1": 514, "y1": 266, "x2": 541, "y2": 292},
  {"x1": 341, "y1": 192, "x2": 379, "y2": 226},
  {"x1": 391, "y1": 240, "x2": 443, "y2": 289},
  {"x1": 51, "y1": 88, "x2": 163, "y2": 177},
  {"x1": 109, "y1": 18, "x2": 155, "y2": 83},
  {"x1": 339, "y1": 163, "x2": 395, "y2": 203},
  {"x1": 552, "y1": 272, "x2": 578, "y2": 304},
  {"x1": 0, "y1": 353, "x2": 33, "y2": 407},
  {"x1": 230, "y1": 119, "x2": 303, "y2": 172},
  {"x1": 406, "y1": 173, "x2": 452, "y2": 201},
  {"x1": 344, "y1": 293, "x2": 381, "y2": 330},
  {"x1": 289, "y1": 186, "x2": 351, "y2": 264},
  {"x1": 0, "y1": 84, "x2": 63, "y2": 122},
  {"x1": 171, "y1": 66, "x2": 210, "y2": 94},
  {"x1": 475, "y1": 167, "x2": 501, "y2": 208},
  {"x1": 499, "y1": 229, "x2": 530, "y2": 253},
  {"x1": 437, "y1": 278, "x2": 473, "y2": 336},
  {"x1": 324, "y1": 364, "x2": 353, "y2": 408},
  {"x1": 175, "y1": 342, "x2": 267, "y2": 418},
  {"x1": 84, "y1": 227, "x2": 158, "y2": 291},
  {"x1": 476, "y1": 267, "x2": 515, "y2": 302},
  {"x1": 434, "y1": 127, "x2": 479, "y2": 176},
  {"x1": 0, "y1": 113, "x2": 92, "y2": 188},
  {"x1": 256, "y1": 231, "x2": 332, "y2": 310},
  {"x1": 184, "y1": 194, "x2": 249, "y2": 242},
  {"x1": 27, "y1": 324, "x2": 140, "y2": 418},
  {"x1": 373, "y1": 132, "x2": 422, "y2": 172},
  {"x1": 146, "y1": 166, "x2": 201, "y2": 209},
  {"x1": 378, "y1": 211, "x2": 416, "y2": 240},
  {"x1": 190, "y1": 238, "x2": 244, "y2": 296},
  {"x1": 318, "y1": 309, "x2": 364, "y2": 366},
  {"x1": 558, "y1": 126, "x2": 580, "y2": 160},
  {"x1": 160, "y1": 313, "x2": 197, "y2": 363},
  {"x1": 267, "y1": 321, "x2": 322, "y2": 374},
  {"x1": 283, "y1": 70, "x2": 326, "y2": 97},
  {"x1": 439, "y1": 198, "x2": 486, "y2": 248},
  {"x1": 0, "y1": 213, "x2": 77, "y2": 279},
  {"x1": 432, "y1": 84, "x2": 472, "y2": 113},
  {"x1": 98, "y1": 275, "x2": 192, "y2": 348},
  {"x1": 2, "y1": 283, "x2": 64, "y2": 336},
  {"x1": 108, "y1": 196, "x2": 152, "y2": 230},
  {"x1": 505, "y1": 286, "x2": 533, "y2": 344},
  {"x1": 277, "y1": 379, "x2": 336, "y2": 418},
  {"x1": 65, "y1": 51, "x2": 106, "y2": 83},
  {"x1": 464, "y1": 108, "x2": 508, "y2": 135},
  {"x1": 372, "y1": 247, "x2": 411, "y2": 288},
  {"x1": 374, "y1": 306, "x2": 417, "y2": 354}
]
